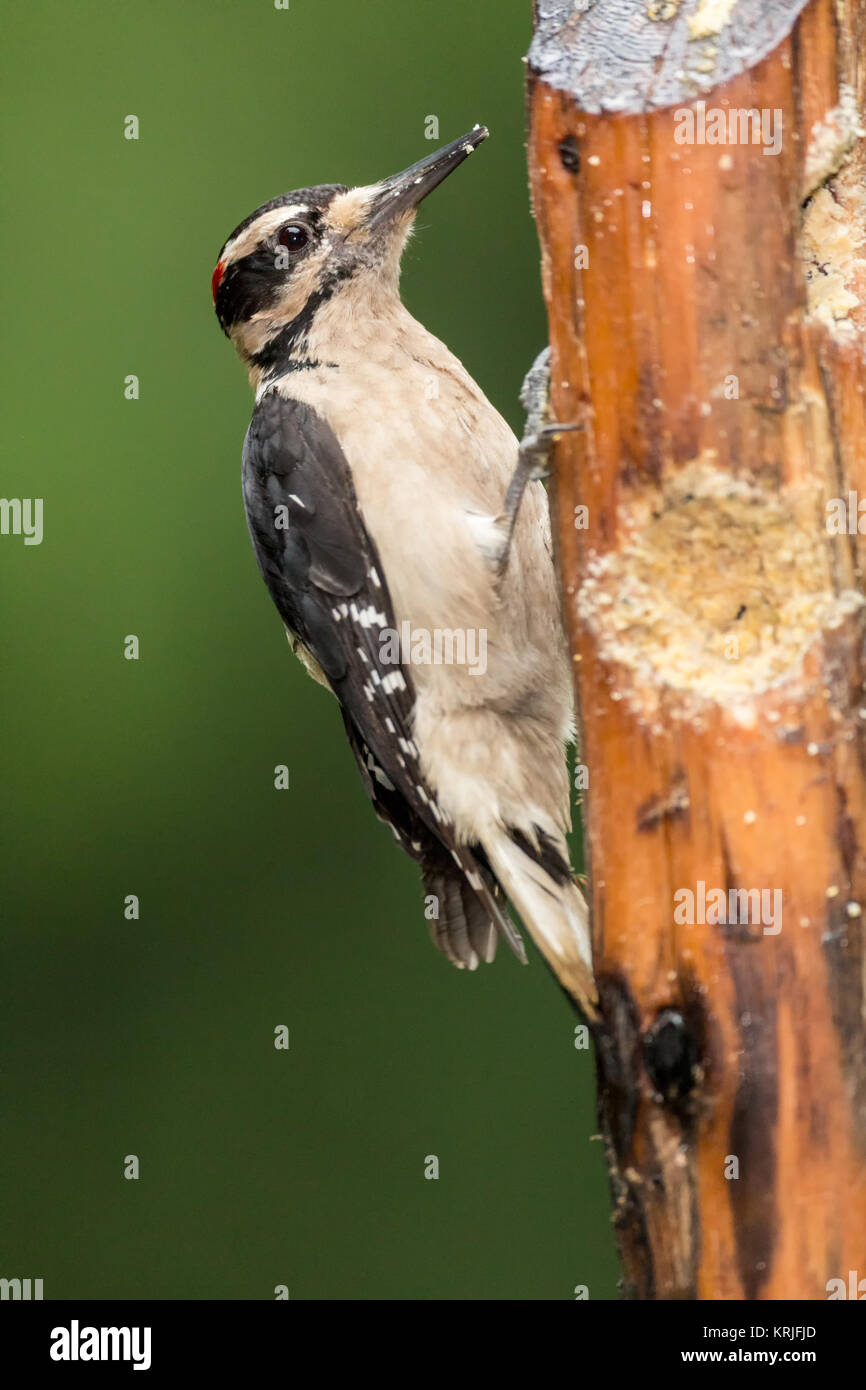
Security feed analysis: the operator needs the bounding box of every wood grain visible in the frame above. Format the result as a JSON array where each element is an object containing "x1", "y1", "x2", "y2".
[{"x1": 529, "y1": 0, "x2": 866, "y2": 1299}]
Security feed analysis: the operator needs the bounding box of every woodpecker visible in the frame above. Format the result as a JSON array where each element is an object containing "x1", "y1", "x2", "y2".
[{"x1": 212, "y1": 127, "x2": 596, "y2": 1013}]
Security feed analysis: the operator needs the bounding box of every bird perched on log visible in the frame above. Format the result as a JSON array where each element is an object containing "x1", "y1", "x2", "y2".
[{"x1": 212, "y1": 126, "x2": 595, "y2": 1014}]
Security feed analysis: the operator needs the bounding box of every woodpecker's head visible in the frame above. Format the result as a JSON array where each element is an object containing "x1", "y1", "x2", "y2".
[{"x1": 212, "y1": 126, "x2": 488, "y2": 375}]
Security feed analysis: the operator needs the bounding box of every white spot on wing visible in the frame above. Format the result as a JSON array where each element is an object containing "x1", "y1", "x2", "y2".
[{"x1": 352, "y1": 604, "x2": 387, "y2": 628}]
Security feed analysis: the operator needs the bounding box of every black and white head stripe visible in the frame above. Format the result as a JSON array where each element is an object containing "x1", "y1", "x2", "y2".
[
  {"x1": 212, "y1": 185, "x2": 347, "y2": 332},
  {"x1": 248, "y1": 264, "x2": 355, "y2": 374},
  {"x1": 215, "y1": 185, "x2": 346, "y2": 265}
]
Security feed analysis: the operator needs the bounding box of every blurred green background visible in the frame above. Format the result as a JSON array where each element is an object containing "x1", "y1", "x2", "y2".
[{"x1": 0, "y1": 0, "x2": 617, "y2": 1299}]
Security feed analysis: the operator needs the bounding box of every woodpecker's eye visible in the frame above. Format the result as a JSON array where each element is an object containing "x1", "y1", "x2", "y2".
[{"x1": 277, "y1": 223, "x2": 310, "y2": 252}]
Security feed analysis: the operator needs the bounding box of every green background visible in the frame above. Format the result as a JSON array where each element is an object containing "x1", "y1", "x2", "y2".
[{"x1": 0, "y1": 0, "x2": 617, "y2": 1299}]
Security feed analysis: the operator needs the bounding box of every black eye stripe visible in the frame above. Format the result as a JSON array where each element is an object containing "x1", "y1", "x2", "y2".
[
  {"x1": 214, "y1": 186, "x2": 346, "y2": 334},
  {"x1": 216, "y1": 229, "x2": 315, "y2": 331},
  {"x1": 250, "y1": 263, "x2": 357, "y2": 370}
]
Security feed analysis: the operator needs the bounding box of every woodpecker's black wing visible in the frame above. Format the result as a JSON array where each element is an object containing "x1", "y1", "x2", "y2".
[
  {"x1": 339, "y1": 710, "x2": 513, "y2": 969},
  {"x1": 241, "y1": 389, "x2": 525, "y2": 968}
]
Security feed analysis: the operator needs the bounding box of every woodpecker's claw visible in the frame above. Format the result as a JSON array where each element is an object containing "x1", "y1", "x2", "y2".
[
  {"x1": 494, "y1": 347, "x2": 583, "y2": 577},
  {"x1": 495, "y1": 423, "x2": 582, "y2": 577}
]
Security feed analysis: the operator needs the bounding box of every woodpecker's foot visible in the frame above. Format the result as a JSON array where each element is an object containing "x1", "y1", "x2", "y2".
[
  {"x1": 519, "y1": 346, "x2": 553, "y2": 438},
  {"x1": 493, "y1": 347, "x2": 583, "y2": 576},
  {"x1": 495, "y1": 422, "x2": 581, "y2": 577}
]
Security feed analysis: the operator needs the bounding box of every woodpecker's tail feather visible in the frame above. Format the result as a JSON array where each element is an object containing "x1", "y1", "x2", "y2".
[
  {"x1": 424, "y1": 865, "x2": 496, "y2": 970},
  {"x1": 422, "y1": 843, "x2": 527, "y2": 971},
  {"x1": 483, "y1": 824, "x2": 598, "y2": 1019}
]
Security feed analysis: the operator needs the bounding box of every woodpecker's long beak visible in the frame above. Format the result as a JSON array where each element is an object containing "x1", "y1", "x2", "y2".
[{"x1": 364, "y1": 125, "x2": 489, "y2": 229}]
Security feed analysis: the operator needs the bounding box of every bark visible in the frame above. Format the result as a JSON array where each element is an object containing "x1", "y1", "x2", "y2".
[{"x1": 528, "y1": 0, "x2": 866, "y2": 1298}]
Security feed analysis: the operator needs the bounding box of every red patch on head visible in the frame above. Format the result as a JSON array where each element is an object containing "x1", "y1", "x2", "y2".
[{"x1": 211, "y1": 259, "x2": 226, "y2": 303}]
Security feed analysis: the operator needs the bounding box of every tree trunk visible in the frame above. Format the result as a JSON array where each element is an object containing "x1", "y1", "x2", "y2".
[{"x1": 528, "y1": 0, "x2": 866, "y2": 1299}]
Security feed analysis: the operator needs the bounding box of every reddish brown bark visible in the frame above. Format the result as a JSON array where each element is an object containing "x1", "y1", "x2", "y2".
[{"x1": 529, "y1": 0, "x2": 866, "y2": 1298}]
